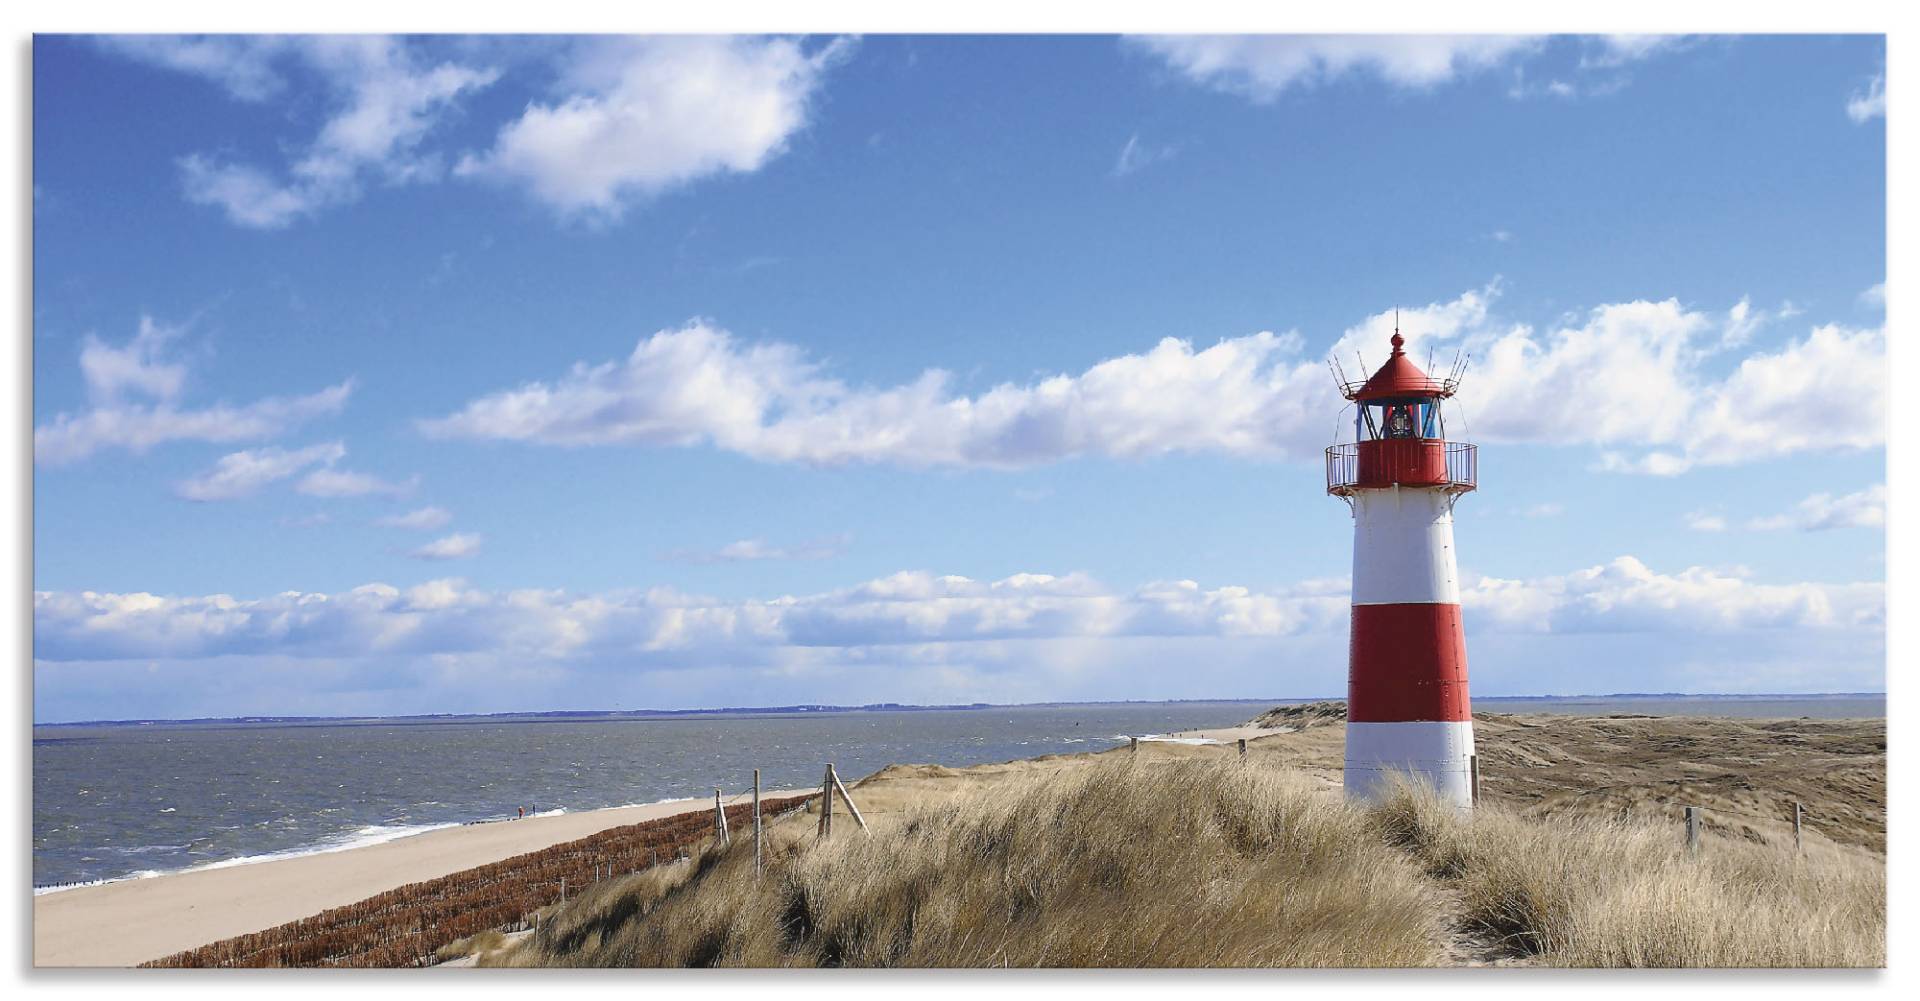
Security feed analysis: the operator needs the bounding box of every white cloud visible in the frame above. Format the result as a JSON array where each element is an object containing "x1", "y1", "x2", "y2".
[
  {"x1": 423, "y1": 286, "x2": 1883, "y2": 474},
  {"x1": 1677, "y1": 322, "x2": 1885, "y2": 469},
  {"x1": 377, "y1": 506, "x2": 453, "y2": 531},
  {"x1": 34, "y1": 559, "x2": 1884, "y2": 719},
  {"x1": 34, "y1": 317, "x2": 352, "y2": 465},
  {"x1": 1520, "y1": 502, "x2": 1563, "y2": 519},
  {"x1": 1847, "y1": 74, "x2": 1885, "y2": 123},
  {"x1": 176, "y1": 442, "x2": 346, "y2": 502},
  {"x1": 1582, "y1": 35, "x2": 1688, "y2": 69},
  {"x1": 1748, "y1": 485, "x2": 1885, "y2": 532},
  {"x1": 409, "y1": 532, "x2": 483, "y2": 561},
  {"x1": 1381, "y1": 292, "x2": 1883, "y2": 475},
  {"x1": 1860, "y1": 283, "x2": 1885, "y2": 308},
  {"x1": 456, "y1": 36, "x2": 850, "y2": 220},
  {"x1": 95, "y1": 35, "x2": 292, "y2": 101},
  {"x1": 1463, "y1": 557, "x2": 1882, "y2": 635},
  {"x1": 1126, "y1": 35, "x2": 1543, "y2": 101},
  {"x1": 420, "y1": 318, "x2": 1339, "y2": 467},
  {"x1": 78, "y1": 316, "x2": 188, "y2": 405},
  {"x1": 152, "y1": 36, "x2": 499, "y2": 228},
  {"x1": 297, "y1": 467, "x2": 417, "y2": 499},
  {"x1": 1684, "y1": 510, "x2": 1728, "y2": 533},
  {"x1": 663, "y1": 535, "x2": 850, "y2": 564},
  {"x1": 1113, "y1": 134, "x2": 1176, "y2": 177},
  {"x1": 32, "y1": 558, "x2": 1880, "y2": 668}
]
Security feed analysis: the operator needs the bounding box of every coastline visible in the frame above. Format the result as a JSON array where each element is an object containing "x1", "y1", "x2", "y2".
[{"x1": 33, "y1": 789, "x2": 809, "y2": 968}]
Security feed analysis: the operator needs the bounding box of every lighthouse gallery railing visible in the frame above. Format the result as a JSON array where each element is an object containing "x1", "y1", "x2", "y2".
[{"x1": 1325, "y1": 441, "x2": 1477, "y2": 495}]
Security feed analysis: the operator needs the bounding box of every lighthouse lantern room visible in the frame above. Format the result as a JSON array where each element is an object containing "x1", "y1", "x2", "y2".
[{"x1": 1326, "y1": 329, "x2": 1477, "y2": 809}]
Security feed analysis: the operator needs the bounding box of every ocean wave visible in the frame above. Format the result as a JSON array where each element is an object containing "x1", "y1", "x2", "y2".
[{"x1": 33, "y1": 820, "x2": 464, "y2": 894}]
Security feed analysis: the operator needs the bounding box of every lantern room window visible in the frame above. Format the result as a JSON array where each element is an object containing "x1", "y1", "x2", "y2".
[{"x1": 1355, "y1": 399, "x2": 1447, "y2": 442}]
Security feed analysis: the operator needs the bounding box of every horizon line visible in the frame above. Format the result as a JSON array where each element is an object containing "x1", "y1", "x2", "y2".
[{"x1": 32, "y1": 691, "x2": 1888, "y2": 728}]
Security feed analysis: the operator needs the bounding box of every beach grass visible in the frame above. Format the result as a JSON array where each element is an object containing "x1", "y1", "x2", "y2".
[
  {"x1": 1369, "y1": 779, "x2": 1886, "y2": 967},
  {"x1": 497, "y1": 755, "x2": 1885, "y2": 969},
  {"x1": 500, "y1": 756, "x2": 1445, "y2": 967}
]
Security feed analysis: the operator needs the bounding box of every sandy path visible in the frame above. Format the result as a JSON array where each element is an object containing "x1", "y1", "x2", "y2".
[{"x1": 34, "y1": 790, "x2": 809, "y2": 968}]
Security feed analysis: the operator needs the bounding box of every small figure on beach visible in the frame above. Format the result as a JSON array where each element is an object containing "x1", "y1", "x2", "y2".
[{"x1": 517, "y1": 806, "x2": 524, "y2": 820}]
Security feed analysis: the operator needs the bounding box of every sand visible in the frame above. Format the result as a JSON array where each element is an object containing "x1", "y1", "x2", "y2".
[{"x1": 34, "y1": 790, "x2": 809, "y2": 968}]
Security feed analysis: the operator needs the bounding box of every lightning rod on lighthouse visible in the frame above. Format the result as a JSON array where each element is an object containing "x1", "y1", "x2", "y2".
[{"x1": 1326, "y1": 326, "x2": 1478, "y2": 809}]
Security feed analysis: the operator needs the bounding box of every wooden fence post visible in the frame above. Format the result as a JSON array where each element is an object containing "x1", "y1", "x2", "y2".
[
  {"x1": 1237, "y1": 738, "x2": 1247, "y2": 759},
  {"x1": 818, "y1": 764, "x2": 835, "y2": 838},
  {"x1": 1684, "y1": 806, "x2": 1700, "y2": 854},
  {"x1": 754, "y1": 768, "x2": 764, "y2": 878},
  {"x1": 1793, "y1": 802, "x2": 1804, "y2": 854},
  {"x1": 1130, "y1": 736, "x2": 1139, "y2": 754},
  {"x1": 829, "y1": 763, "x2": 870, "y2": 833},
  {"x1": 715, "y1": 788, "x2": 731, "y2": 846}
]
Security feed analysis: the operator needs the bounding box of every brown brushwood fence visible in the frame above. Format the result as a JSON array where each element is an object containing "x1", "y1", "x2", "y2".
[{"x1": 142, "y1": 795, "x2": 810, "y2": 968}]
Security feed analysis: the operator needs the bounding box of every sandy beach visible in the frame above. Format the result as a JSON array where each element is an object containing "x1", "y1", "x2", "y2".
[{"x1": 34, "y1": 790, "x2": 808, "y2": 968}]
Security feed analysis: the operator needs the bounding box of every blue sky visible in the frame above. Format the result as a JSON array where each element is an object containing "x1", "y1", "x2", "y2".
[{"x1": 31, "y1": 34, "x2": 1887, "y2": 722}]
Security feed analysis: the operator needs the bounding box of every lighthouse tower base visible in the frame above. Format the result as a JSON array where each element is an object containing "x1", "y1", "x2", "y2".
[{"x1": 1343, "y1": 721, "x2": 1476, "y2": 807}]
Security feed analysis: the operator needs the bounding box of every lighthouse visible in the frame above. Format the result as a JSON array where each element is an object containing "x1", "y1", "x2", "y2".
[{"x1": 1326, "y1": 328, "x2": 1477, "y2": 809}]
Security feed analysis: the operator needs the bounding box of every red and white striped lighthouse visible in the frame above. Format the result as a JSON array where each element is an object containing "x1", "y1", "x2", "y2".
[{"x1": 1326, "y1": 329, "x2": 1477, "y2": 809}]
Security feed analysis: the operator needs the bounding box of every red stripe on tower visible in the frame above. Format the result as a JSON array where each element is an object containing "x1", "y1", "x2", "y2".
[{"x1": 1347, "y1": 603, "x2": 1470, "y2": 723}]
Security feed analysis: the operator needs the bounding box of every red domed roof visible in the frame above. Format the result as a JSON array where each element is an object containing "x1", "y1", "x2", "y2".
[{"x1": 1344, "y1": 331, "x2": 1452, "y2": 401}]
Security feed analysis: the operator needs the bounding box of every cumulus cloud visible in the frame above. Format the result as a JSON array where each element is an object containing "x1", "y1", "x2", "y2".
[
  {"x1": 1462, "y1": 557, "x2": 1882, "y2": 635},
  {"x1": 32, "y1": 558, "x2": 1879, "y2": 668},
  {"x1": 377, "y1": 506, "x2": 453, "y2": 531},
  {"x1": 1367, "y1": 292, "x2": 1882, "y2": 475},
  {"x1": 662, "y1": 534, "x2": 850, "y2": 564},
  {"x1": 1126, "y1": 35, "x2": 1543, "y2": 101},
  {"x1": 422, "y1": 286, "x2": 1883, "y2": 473},
  {"x1": 1748, "y1": 485, "x2": 1886, "y2": 532},
  {"x1": 409, "y1": 532, "x2": 483, "y2": 561},
  {"x1": 176, "y1": 442, "x2": 346, "y2": 501},
  {"x1": 34, "y1": 316, "x2": 352, "y2": 465},
  {"x1": 420, "y1": 318, "x2": 1338, "y2": 467},
  {"x1": 1847, "y1": 74, "x2": 1885, "y2": 123},
  {"x1": 456, "y1": 35, "x2": 850, "y2": 220},
  {"x1": 124, "y1": 36, "x2": 500, "y2": 228}
]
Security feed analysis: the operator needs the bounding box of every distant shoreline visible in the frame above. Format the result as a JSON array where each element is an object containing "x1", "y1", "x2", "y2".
[{"x1": 32, "y1": 691, "x2": 1888, "y2": 729}]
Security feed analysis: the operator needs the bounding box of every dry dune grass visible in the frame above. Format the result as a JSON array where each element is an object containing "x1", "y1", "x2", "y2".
[
  {"x1": 494, "y1": 756, "x2": 1444, "y2": 968},
  {"x1": 1370, "y1": 779, "x2": 1886, "y2": 968},
  {"x1": 494, "y1": 752, "x2": 1884, "y2": 969}
]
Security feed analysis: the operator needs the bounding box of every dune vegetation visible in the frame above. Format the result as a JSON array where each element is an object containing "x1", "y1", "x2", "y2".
[{"x1": 489, "y1": 754, "x2": 1884, "y2": 969}]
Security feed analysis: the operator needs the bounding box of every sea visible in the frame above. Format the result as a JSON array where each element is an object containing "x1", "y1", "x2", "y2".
[{"x1": 32, "y1": 694, "x2": 1883, "y2": 891}]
